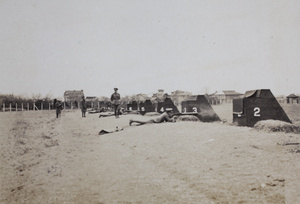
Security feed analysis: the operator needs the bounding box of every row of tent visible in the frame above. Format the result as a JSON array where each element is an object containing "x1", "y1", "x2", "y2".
[
  {"x1": 124, "y1": 89, "x2": 292, "y2": 127},
  {"x1": 126, "y1": 95, "x2": 220, "y2": 122}
]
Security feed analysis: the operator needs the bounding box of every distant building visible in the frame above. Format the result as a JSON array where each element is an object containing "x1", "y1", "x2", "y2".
[
  {"x1": 64, "y1": 90, "x2": 84, "y2": 105},
  {"x1": 157, "y1": 89, "x2": 165, "y2": 98},
  {"x1": 204, "y1": 93, "x2": 219, "y2": 105},
  {"x1": 287, "y1": 94, "x2": 299, "y2": 104},
  {"x1": 86, "y1": 96, "x2": 98, "y2": 102},
  {"x1": 151, "y1": 89, "x2": 166, "y2": 103},
  {"x1": 86, "y1": 96, "x2": 98, "y2": 108},
  {"x1": 170, "y1": 90, "x2": 192, "y2": 108},
  {"x1": 275, "y1": 95, "x2": 286, "y2": 104},
  {"x1": 130, "y1": 94, "x2": 149, "y2": 110},
  {"x1": 215, "y1": 90, "x2": 243, "y2": 103},
  {"x1": 135, "y1": 93, "x2": 149, "y2": 103},
  {"x1": 170, "y1": 90, "x2": 192, "y2": 98}
]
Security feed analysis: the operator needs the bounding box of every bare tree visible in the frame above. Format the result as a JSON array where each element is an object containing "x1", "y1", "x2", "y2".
[
  {"x1": 200, "y1": 87, "x2": 211, "y2": 94},
  {"x1": 32, "y1": 93, "x2": 42, "y2": 100}
]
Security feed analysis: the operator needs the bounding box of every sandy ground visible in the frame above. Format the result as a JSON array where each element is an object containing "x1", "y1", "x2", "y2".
[{"x1": 1, "y1": 107, "x2": 300, "y2": 204}]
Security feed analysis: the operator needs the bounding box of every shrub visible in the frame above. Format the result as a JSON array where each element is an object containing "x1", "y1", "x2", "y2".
[{"x1": 254, "y1": 120, "x2": 300, "y2": 134}]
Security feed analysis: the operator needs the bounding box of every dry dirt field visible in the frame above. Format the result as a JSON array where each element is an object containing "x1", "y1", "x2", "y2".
[{"x1": 1, "y1": 104, "x2": 300, "y2": 204}]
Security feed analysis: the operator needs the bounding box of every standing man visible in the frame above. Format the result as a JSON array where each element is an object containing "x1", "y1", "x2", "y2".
[
  {"x1": 54, "y1": 99, "x2": 63, "y2": 118},
  {"x1": 111, "y1": 88, "x2": 121, "y2": 118},
  {"x1": 81, "y1": 96, "x2": 87, "y2": 117}
]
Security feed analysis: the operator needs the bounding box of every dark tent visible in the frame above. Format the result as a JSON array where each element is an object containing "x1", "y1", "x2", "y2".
[
  {"x1": 157, "y1": 98, "x2": 179, "y2": 114},
  {"x1": 233, "y1": 89, "x2": 291, "y2": 127},
  {"x1": 127, "y1": 101, "x2": 138, "y2": 111},
  {"x1": 181, "y1": 95, "x2": 220, "y2": 122},
  {"x1": 139, "y1": 100, "x2": 155, "y2": 115}
]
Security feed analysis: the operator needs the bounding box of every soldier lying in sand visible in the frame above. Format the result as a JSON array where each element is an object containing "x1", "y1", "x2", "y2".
[{"x1": 129, "y1": 108, "x2": 176, "y2": 126}]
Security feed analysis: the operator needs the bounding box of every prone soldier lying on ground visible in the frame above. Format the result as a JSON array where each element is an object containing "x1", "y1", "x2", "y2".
[{"x1": 129, "y1": 108, "x2": 176, "y2": 126}]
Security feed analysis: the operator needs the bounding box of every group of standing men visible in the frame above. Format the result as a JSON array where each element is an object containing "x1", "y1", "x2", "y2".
[
  {"x1": 55, "y1": 88, "x2": 176, "y2": 125},
  {"x1": 80, "y1": 87, "x2": 120, "y2": 119},
  {"x1": 55, "y1": 88, "x2": 120, "y2": 119}
]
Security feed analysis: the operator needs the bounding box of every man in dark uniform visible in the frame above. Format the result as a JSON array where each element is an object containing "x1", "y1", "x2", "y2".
[
  {"x1": 54, "y1": 99, "x2": 63, "y2": 118},
  {"x1": 111, "y1": 88, "x2": 121, "y2": 118},
  {"x1": 80, "y1": 96, "x2": 87, "y2": 117}
]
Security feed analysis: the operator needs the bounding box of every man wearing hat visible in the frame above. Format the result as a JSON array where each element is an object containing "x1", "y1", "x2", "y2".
[
  {"x1": 129, "y1": 108, "x2": 176, "y2": 126},
  {"x1": 111, "y1": 88, "x2": 121, "y2": 118}
]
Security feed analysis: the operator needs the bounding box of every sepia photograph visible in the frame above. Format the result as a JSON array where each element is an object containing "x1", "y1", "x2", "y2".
[{"x1": 1, "y1": 0, "x2": 300, "y2": 203}]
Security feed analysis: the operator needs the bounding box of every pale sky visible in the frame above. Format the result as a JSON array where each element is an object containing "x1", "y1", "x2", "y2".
[{"x1": 1, "y1": 0, "x2": 299, "y2": 98}]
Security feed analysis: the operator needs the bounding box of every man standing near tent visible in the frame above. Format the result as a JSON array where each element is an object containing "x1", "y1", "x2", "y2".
[
  {"x1": 80, "y1": 96, "x2": 87, "y2": 117},
  {"x1": 111, "y1": 88, "x2": 121, "y2": 118},
  {"x1": 129, "y1": 108, "x2": 176, "y2": 126}
]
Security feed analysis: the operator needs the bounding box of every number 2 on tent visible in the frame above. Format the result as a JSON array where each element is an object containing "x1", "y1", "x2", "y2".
[{"x1": 254, "y1": 107, "x2": 260, "y2": 117}]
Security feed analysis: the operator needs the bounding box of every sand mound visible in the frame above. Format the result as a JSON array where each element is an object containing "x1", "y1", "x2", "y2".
[
  {"x1": 293, "y1": 121, "x2": 300, "y2": 126},
  {"x1": 126, "y1": 110, "x2": 140, "y2": 115},
  {"x1": 144, "y1": 112, "x2": 161, "y2": 116},
  {"x1": 254, "y1": 120, "x2": 300, "y2": 134},
  {"x1": 176, "y1": 115, "x2": 200, "y2": 122}
]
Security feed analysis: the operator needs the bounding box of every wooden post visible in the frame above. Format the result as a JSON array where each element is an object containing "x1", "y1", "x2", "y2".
[
  {"x1": 98, "y1": 101, "x2": 100, "y2": 108},
  {"x1": 33, "y1": 103, "x2": 39, "y2": 110},
  {"x1": 41, "y1": 103, "x2": 43, "y2": 110},
  {"x1": 49, "y1": 103, "x2": 51, "y2": 110},
  {"x1": 3, "y1": 103, "x2": 5, "y2": 112},
  {"x1": 10, "y1": 103, "x2": 11, "y2": 112},
  {"x1": 16, "y1": 103, "x2": 18, "y2": 112},
  {"x1": 64, "y1": 102, "x2": 66, "y2": 109},
  {"x1": 22, "y1": 103, "x2": 23, "y2": 111},
  {"x1": 27, "y1": 103, "x2": 29, "y2": 111}
]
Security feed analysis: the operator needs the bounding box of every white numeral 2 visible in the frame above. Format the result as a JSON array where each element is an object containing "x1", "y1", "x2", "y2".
[{"x1": 254, "y1": 107, "x2": 260, "y2": 117}]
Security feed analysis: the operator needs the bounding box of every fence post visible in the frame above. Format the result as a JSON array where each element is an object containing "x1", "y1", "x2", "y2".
[
  {"x1": 71, "y1": 102, "x2": 73, "y2": 109},
  {"x1": 41, "y1": 103, "x2": 43, "y2": 110},
  {"x1": 22, "y1": 103, "x2": 23, "y2": 111},
  {"x1": 27, "y1": 103, "x2": 29, "y2": 111},
  {"x1": 98, "y1": 102, "x2": 100, "y2": 108},
  {"x1": 16, "y1": 103, "x2": 18, "y2": 112},
  {"x1": 33, "y1": 103, "x2": 39, "y2": 110},
  {"x1": 49, "y1": 103, "x2": 51, "y2": 110},
  {"x1": 3, "y1": 103, "x2": 5, "y2": 112},
  {"x1": 10, "y1": 103, "x2": 12, "y2": 112}
]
